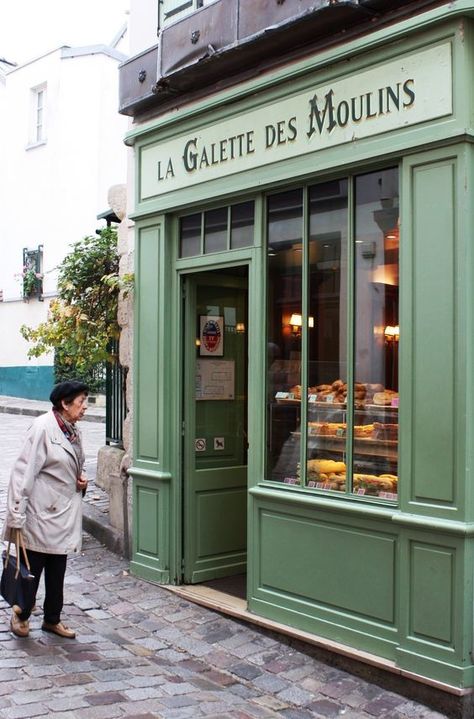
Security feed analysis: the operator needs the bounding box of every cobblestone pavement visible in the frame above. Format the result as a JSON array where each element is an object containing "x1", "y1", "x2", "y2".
[{"x1": 0, "y1": 413, "x2": 450, "y2": 719}]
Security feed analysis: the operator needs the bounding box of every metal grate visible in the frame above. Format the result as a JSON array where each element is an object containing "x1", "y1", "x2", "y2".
[{"x1": 105, "y1": 340, "x2": 127, "y2": 447}]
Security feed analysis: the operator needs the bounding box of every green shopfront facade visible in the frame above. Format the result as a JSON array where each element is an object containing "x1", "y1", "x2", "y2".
[{"x1": 126, "y1": 3, "x2": 474, "y2": 696}]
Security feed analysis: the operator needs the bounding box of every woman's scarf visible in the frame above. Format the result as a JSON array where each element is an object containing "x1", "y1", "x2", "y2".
[{"x1": 53, "y1": 409, "x2": 85, "y2": 471}]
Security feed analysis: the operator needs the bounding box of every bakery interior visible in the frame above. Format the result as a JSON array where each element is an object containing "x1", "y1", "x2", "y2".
[{"x1": 267, "y1": 168, "x2": 399, "y2": 498}]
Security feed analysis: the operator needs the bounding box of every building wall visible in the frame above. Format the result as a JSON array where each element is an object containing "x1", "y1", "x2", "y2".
[
  {"x1": 129, "y1": 0, "x2": 158, "y2": 54},
  {"x1": 0, "y1": 45, "x2": 128, "y2": 398}
]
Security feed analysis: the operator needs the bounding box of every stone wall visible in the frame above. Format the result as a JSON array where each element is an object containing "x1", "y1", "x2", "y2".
[{"x1": 95, "y1": 183, "x2": 134, "y2": 557}]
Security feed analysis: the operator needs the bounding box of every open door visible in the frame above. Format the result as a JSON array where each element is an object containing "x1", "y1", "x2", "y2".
[{"x1": 182, "y1": 268, "x2": 248, "y2": 584}]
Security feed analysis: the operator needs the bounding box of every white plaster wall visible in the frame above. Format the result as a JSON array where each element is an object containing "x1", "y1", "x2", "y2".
[
  {"x1": 0, "y1": 299, "x2": 53, "y2": 366},
  {"x1": 129, "y1": 0, "x2": 158, "y2": 54},
  {"x1": 0, "y1": 46, "x2": 128, "y2": 380}
]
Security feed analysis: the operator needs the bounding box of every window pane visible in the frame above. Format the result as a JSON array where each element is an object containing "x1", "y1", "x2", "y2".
[
  {"x1": 36, "y1": 90, "x2": 44, "y2": 142},
  {"x1": 231, "y1": 201, "x2": 254, "y2": 249},
  {"x1": 180, "y1": 214, "x2": 201, "y2": 257},
  {"x1": 306, "y1": 180, "x2": 348, "y2": 492},
  {"x1": 266, "y1": 188, "x2": 303, "y2": 485},
  {"x1": 352, "y1": 168, "x2": 399, "y2": 499},
  {"x1": 204, "y1": 207, "x2": 227, "y2": 253}
]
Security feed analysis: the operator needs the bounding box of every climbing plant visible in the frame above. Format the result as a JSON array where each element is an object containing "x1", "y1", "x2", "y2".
[{"x1": 21, "y1": 227, "x2": 133, "y2": 376}]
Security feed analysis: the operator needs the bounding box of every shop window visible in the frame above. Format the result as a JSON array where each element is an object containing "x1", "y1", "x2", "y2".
[
  {"x1": 266, "y1": 168, "x2": 399, "y2": 501},
  {"x1": 179, "y1": 201, "x2": 254, "y2": 258}
]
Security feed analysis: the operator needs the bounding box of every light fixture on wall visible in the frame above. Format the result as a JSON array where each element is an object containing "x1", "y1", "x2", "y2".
[
  {"x1": 289, "y1": 313, "x2": 315, "y2": 335},
  {"x1": 384, "y1": 325, "x2": 399, "y2": 343},
  {"x1": 236, "y1": 322, "x2": 246, "y2": 334}
]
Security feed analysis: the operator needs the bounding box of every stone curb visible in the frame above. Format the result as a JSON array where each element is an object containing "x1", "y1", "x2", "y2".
[
  {"x1": 0, "y1": 405, "x2": 105, "y2": 423},
  {"x1": 82, "y1": 501, "x2": 125, "y2": 556}
]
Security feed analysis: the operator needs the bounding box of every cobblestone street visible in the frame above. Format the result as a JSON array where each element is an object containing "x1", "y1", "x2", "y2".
[{"x1": 0, "y1": 412, "x2": 451, "y2": 719}]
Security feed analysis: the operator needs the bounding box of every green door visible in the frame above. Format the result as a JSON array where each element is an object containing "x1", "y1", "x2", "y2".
[{"x1": 183, "y1": 269, "x2": 248, "y2": 584}]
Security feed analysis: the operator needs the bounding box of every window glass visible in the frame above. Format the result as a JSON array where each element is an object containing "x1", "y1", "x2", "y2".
[
  {"x1": 36, "y1": 90, "x2": 44, "y2": 142},
  {"x1": 204, "y1": 207, "x2": 227, "y2": 253},
  {"x1": 265, "y1": 169, "x2": 399, "y2": 501},
  {"x1": 306, "y1": 180, "x2": 348, "y2": 492},
  {"x1": 266, "y1": 189, "x2": 303, "y2": 485},
  {"x1": 231, "y1": 201, "x2": 254, "y2": 249},
  {"x1": 29, "y1": 84, "x2": 46, "y2": 146},
  {"x1": 180, "y1": 214, "x2": 201, "y2": 257},
  {"x1": 352, "y1": 168, "x2": 399, "y2": 499}
]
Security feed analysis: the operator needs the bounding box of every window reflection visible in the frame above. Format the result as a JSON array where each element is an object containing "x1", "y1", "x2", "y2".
[
  {"x1": 352, "y1": 168, "x2": 399, "y2": 497},
  {"x1": 267, "y1": 189, "x2": 303, "y2": 484},
  {"x1": 305, "y1": 180, "x2": 348, "y2": 491},
  {"x1": 204, "y1": 207, "x2": 228, "y2": 253},
  {"x1": 180, "y1": 214, "x2": 201, "y2": 258},
  {"x1": 231, "y1": 201, "x2": 255, "y2": 249}
]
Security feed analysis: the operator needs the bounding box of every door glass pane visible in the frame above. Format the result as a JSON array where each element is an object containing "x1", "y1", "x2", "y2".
[
  {"x1": 204, "y1": 208, "x2": 228, "y2": 253},
  {"x1": 195, "y1": 282, "x2": 248, "y2": 470},
  {"x1": 352, "y1": 168, "x2": 399, "y2": 499},
  {"x1": 306, "y1": 180, "x2": 348, "y2": 492},
  {"x1": 266, "y1": 189, "x2": 303, "y2": 484},
  {"x1": 180, "y1": 213, "x2": 201, "y2": 257},
  {"x1": 231, "y1": 201, "x2": 254, "y2": 249}
]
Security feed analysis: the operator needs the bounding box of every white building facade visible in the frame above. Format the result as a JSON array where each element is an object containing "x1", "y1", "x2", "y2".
[{"x1": 0, "y1": 41, "x2": 128, "y2": 399}]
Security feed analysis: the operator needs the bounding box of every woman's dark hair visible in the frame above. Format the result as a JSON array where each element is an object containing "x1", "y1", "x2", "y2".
[{"x1": 49, "y1": 380, "x2": 89, "y2": 409}]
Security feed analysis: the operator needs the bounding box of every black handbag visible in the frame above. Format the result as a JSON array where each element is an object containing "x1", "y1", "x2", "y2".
[{"x1": 1, "y1": 531, "x2": 36, "y2": 612}]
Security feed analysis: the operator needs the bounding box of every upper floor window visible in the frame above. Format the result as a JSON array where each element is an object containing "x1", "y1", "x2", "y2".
[
  {"x1": 159, "y1": 0, "x2": 212, "y2": 28},
  {"x1": 29, "y1": 84, "x2": 47, "y2": 146}
]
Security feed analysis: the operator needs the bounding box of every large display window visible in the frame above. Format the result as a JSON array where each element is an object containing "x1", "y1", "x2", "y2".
[{"x1": 267, "y1": 168, "x2": 399, "y2": 500}]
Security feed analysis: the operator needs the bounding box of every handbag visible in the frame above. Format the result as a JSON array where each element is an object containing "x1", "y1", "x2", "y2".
[{"x1": 1, "y1": 530, "x2": 36, "y2": 612}]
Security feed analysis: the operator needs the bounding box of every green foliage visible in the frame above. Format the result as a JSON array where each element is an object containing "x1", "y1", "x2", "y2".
[
  {"x1": 20, "y1": 227, "x2": 133, "y2": 376},
  {"x1": 22, "y1": 268, "x2": 43, "y2": 298}
]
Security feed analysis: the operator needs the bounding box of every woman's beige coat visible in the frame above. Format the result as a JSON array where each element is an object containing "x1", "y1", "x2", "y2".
[{"x1": 2, "y1": 411, "x2": 84, "y2": 555}]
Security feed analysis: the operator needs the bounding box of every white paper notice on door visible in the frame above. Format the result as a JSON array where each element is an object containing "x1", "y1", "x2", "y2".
[{"x1": 196, "y1": 359, "x2": 235, "y2": 400}]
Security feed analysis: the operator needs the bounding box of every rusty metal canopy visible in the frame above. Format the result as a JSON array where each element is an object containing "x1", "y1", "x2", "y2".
[{"x1": 119, "y1": 0, "x2": 447, "y2": 117}]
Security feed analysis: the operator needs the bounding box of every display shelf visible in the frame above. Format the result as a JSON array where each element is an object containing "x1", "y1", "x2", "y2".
[{"x1": 294, "y1": 432, "x2": 398, "y2": 460}]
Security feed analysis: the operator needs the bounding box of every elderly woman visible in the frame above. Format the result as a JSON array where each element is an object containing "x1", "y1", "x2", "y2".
[{"x1": 3, "y1": 380, "x2": 89, "y2": 638}]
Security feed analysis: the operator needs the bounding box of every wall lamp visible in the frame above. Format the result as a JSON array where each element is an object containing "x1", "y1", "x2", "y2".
[
  {"x1": 384, "y1": 325, "x2": 399, "y2": 342},
  {"x1": 289, "y1": 313, "x2": 315, "y2": 335}
]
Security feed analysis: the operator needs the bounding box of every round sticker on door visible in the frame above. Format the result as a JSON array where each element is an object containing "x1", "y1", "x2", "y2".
[{"x1": 200, "y1": 316, "x2": 223, "y2": 355}]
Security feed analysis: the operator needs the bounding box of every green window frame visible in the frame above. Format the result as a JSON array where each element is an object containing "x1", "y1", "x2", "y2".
[{"x1": 178, "y1": 200, "x2": 255, "y2": 258}]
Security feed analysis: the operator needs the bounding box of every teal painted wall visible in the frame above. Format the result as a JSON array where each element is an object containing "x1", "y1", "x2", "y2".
[{"x1": 0, "y1": 366, "x2": 54, "y2": 400}]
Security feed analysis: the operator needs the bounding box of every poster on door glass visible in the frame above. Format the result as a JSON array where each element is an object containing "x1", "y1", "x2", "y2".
[
  {"x1": 199, "y1": 315, "x2": 224, "y2": 356},
  {"x1": 196, "y1": 359, "x2": 235, "y2": 400}
]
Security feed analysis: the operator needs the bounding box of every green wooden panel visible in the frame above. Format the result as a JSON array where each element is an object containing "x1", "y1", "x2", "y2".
[
  {"x1": 259, "y1": 511, "x2": 396, "y2": 623},
  {"x1": 410, "y1": 543, "x2": 453, "y2": 645},
  {"x1": 197, "y1": 488, "x2": 247, "y2": 557},
  {"x1": 136, "y1": 485, "x2": 160, "y2": 555},
  {"x1": 411, "y1": 160, "x2": 456, "y2": 503},
  {"x1": 136, "y1": 225, "x2": 161, "y2": 462}
]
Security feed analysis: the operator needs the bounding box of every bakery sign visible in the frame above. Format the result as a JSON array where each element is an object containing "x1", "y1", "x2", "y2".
[{"x1": 139, "y1": 43, "x2": 452, "y2": 200}]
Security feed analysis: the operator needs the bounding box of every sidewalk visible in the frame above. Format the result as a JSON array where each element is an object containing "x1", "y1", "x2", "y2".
[
  {"x1": 0, "y1": 393, "x2": 105, "y2": 423},
  {"x1": 0, "y1": 395, "x2": 125, "y2": 556}
]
